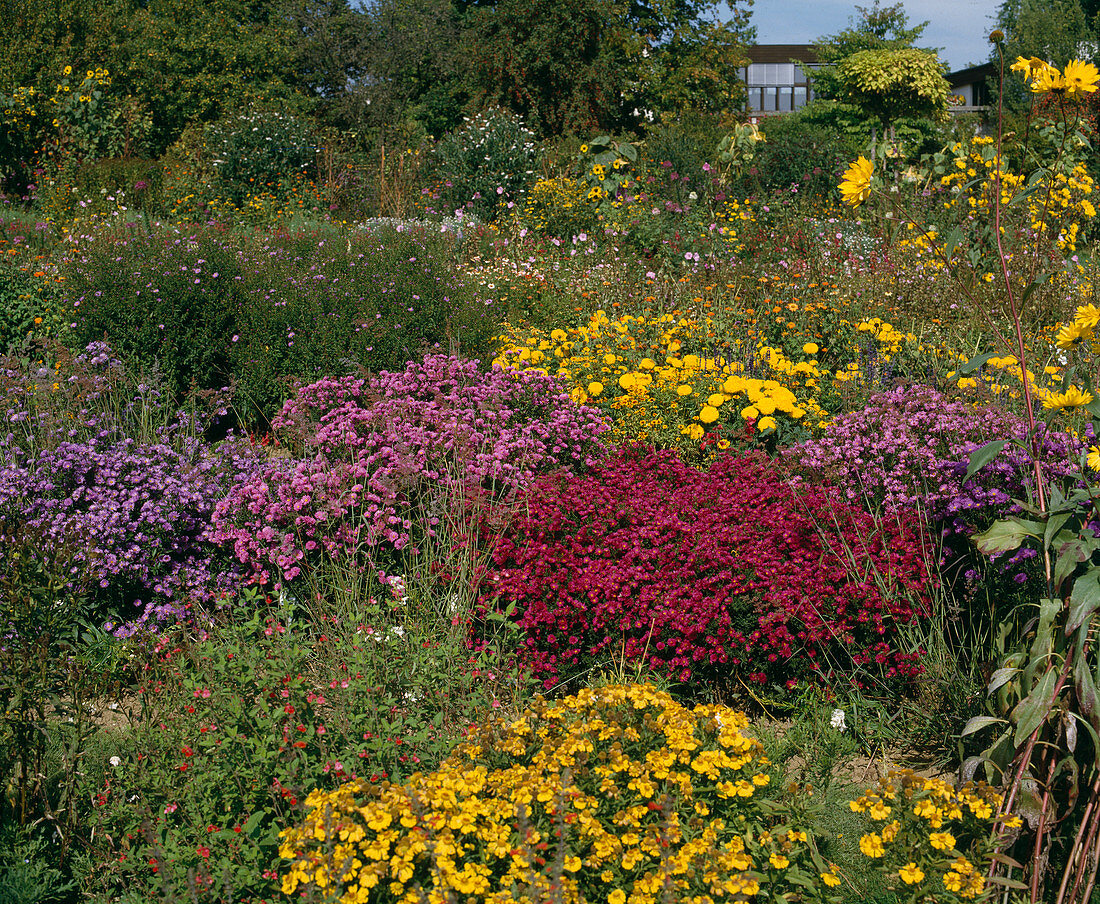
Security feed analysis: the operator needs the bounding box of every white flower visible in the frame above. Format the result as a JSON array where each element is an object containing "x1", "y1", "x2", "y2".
[
  {"x1": 830, "y1": 709, "x2": 847, "y2": 733},
  {"x1": 389, "y1": 625, "x2": 406, "y2": 639},
  {"x1": 109, "y1": 756, "x2": 122, "y2": 767}
]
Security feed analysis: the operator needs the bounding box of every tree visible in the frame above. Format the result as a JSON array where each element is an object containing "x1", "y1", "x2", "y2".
[
  {"x1": 836, "y1": 47, "x2": 949, "y2": 134},
  {"x1": 348, "y1": 0, "x2": 470, "y2": 140},
  {"x1": 462, "y1": 0, "x2": 752, "y2": 138},
  {"x1": 810, "y1": 0, "x2": 933, "y2": 101}
]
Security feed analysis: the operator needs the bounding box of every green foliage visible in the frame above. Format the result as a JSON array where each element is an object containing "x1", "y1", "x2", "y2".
[
  {"x1": 0, "y1": 266, "x2": 50, "y2": 354},
  {"x1": 79, "y1": 585, "x2": 529, "y2": 904},
  {"x1": 63, "y1": 227, "x2": 241, "y2": 406},
  {"x1": 0, "y1": 526, "x2": 107, "y2": 867},
  {"x1": 64, "y1": 224, "x2": 503, "y2": 426},
  {"x1": 120, "y1": 0, "x2": 310, "y2": 154},
  {"x1": 577, "y1": 134, "x2": 637, "y2": 213},
  {"x1": 0, "y1": 827, "x2": 79, "y2": 904},
  {"x1": 836, "y1": 48, "x2": 951, "y2": 131},
  {"x1": 205, "y1": 107, "x2": 316, "y2": 205},
  {"x1": 431, "y1": 107, "x2": 538, "y2": 222}
]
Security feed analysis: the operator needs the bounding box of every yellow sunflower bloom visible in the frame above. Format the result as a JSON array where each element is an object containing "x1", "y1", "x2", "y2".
[
  {"x1": 1031, "y1": 63, "x2": 1066, "y2": 93},
  {"x1": 839, "y1": 156, "x2": 874, "y2": 206},
  {"x1": 1064, "y1": 59, "x2": 1100, "y2": 95},
  {"x1": 1042, "y1": 385, "x2": 1094, "y2": 410},
  {"x1": 1057, "y1": 320, "x2": 1092, "y2": 348}
]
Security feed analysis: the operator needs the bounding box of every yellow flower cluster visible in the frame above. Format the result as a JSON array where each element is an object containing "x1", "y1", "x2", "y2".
[
  {"x1": 1011, "y1": 56, "x2": 1100, "y2": 96},
  {"x1": 850, "y1": 769, "x2": 1016, "y2": 901},
  {"x1": 280, "y1": 684, "x2": 830, "y2": 904},
  {"x1": 493, "y1": 307, "x2": 831, "y2": 456},
  {"x1": 520, "y1": 176, "x2": 598, "y2": 237},
  {"x1": 934, "y1": 137, "x2": 1096, "y2": 255}
]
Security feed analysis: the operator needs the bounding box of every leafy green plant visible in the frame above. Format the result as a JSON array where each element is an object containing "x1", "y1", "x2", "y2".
[
  {"x1": 430, "y1": 107, "x2": 538, "y2": 223},
  {"x1": 204, "y1": 106, "x2": 316, "y2": 205}
]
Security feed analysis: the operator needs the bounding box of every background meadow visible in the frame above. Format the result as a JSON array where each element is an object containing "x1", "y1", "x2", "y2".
[{"x1": 2, "y1": 2, "x2": 1100, "y2": 902}]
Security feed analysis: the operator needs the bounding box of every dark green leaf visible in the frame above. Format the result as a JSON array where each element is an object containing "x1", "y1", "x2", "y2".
[{"x1": 963, "y1": 439, "x2": 1006, "y2": 485}]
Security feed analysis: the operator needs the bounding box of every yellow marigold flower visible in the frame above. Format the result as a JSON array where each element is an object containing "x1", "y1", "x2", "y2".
[
  {"x1": 868, "y1": 799, "x2": 891, "y2": 820},
  {"x1": 802, "y1": 342, "x2": 819, "y2": 355},
  {"x1": 929, "y1": 831, "x2": 956, "y2": 851},
  {"x1": 757, "y1": 416, "x2": 777, "y2": 432},
  {"x1": 63, "y1": 65, "x2": 72, "y2": 75},
  {"x1": 580, "y1": 144, "x2": 589, "y2": 153},
  {"x1": 821, "y1": 871, "x2": 842, "y2": 888},
  {"x1": 741, "y1": 405, "x2": 760, "y2": 420},
  {"x1": 899, "y1": 862, "x2": 925, "y2": 884},
  {"x1": 608, "y1": 891, "x2": 626, "y2": 904},
  {"x1": 769, "y1": 853, "x2": 790, "y2": 869},
  {"x1": 859, "y1": 833, "x2": 885, "y2": 858},
  {"x1": 944, "y1": 871, "x2": 965, "y2": 892},
  {"x1": 707, "y1": 393, "x2": 726, "y2": 407},
  {"x1": 1042, "y1": 385, "x2": 1093, "y2": 410},
  {"x1": 676, "y1": 384, "x2": 693, "y2": 396},
  {"x1": 1003, "y1": 815, "x2": 1023, "y2": 828},
  {"x1": 550, "y1": 328, "x2": 567, "y2": 342},
  {"x1": 1064, "y1": 59, "x2": 1100, "y2": 94},
  {"x1": 839, "y1": 156, "x2": 874, "y2": 206},
  {"x1": 588, "y1": 381, "x2": 604, "y2": 397},
  {"x1": 699, "y1": 405, "x2": 720, "y2": 424},
  {"x1": 687, "y1": 423, "x2": 704, "y2": 441}
]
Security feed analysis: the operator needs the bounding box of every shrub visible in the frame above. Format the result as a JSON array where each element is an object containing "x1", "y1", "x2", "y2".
[
  {"x1": 430, "y1": 108, "x2": 538, "y2": 223},
  {"x1": 204, "y1": 106, "x2": 316, "y2": 205},
  {"x1": 212, "y1": 354, "x2": 608, "y2": 590},
  {"x1": 0, "y1": 342, "x2": 256, "y2": 633},
  {"x1": 279, "y1": 683, "x2": 834, "y2": 903},
  {"x1": 229, "y1": 225, "x2": 502, "y2": 424},
  {"x1": 63, "y1": 225, "x2": 506, "y2": 426},
  {"x1": 63, "y1": 226, "x2": 244, "y2": 405},
  {"x1": 726, "y1": 115, "x2": 862, "y2": 198},
  {"x1": 80, "y1": 590, "x2": 522, "y2": 904},
  {"x1": 484, "y1": 446, "x2": 933, "y2": 689},
  {"x1": 787, "y1": 383, "x2": 1083, "y2": 590}
]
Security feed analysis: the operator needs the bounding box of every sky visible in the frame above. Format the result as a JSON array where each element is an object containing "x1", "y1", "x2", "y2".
[{"x1": 746, "y1": 0, "x2": 1001, "y2": 72}]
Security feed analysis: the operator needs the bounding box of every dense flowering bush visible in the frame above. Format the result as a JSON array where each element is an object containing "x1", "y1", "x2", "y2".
[
  {"x1": 788, "y1": 383, "x2": 1083, "y2": 585},
  {"x1": 849, "y1": 770, "x2": 1018, "y2": 902},
  {"x1": 483, "y1": 446, "x2": 933, "y2": 688},
  {"x1": 213, "y1": 354, "x2": 607, "y2": 587},
  {"x1": 429, "y1": 108, "x2": 538, "y2": 223},
  {"x1": 280, "y1": 683, "x2": 836, "y2": 903},
  {"x1": 205, "y1": 106, "x2": 315, "y2": 204},
  {"x1": 0, "y1": 342, "x2": 256, "y2": 633}
]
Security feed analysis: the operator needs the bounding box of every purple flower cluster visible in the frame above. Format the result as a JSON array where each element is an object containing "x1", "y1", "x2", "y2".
[
  {"x1": 212, "y1": 354, "x2": 608, "y2": 586},
  {"x1": 0, "y1": 342, "x2": 259, "y2": 635},
  {"x1": 788, "y1": 383, "x2": 1083, "y2": 575}
]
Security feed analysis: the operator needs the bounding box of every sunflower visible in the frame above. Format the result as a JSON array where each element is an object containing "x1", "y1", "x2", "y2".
[
  {"x1": 839, "y1": 156, "x2": 874, "y2": 206},
  {"x1": 1042, "y1": 385, "x2": 1094, "y2": 410},
  {"x1": 1063, "y1": 59, "x2": 1100, "y2": 95}
]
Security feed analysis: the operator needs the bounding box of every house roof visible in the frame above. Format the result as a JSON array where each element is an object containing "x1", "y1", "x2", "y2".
[
  {"x1": 745, "y1": 44, "x2": 819, "y2": 65},
  {"x1": 947, "y1": 61, "x2": 996, "y2": 87}
]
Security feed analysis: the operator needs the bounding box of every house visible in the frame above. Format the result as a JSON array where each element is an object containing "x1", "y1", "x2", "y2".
[
  {"x1": 946, "y1": 62, "x2": 995, "y2": 114},
  {"x1": 741, "y1": 45, "x2": 820, "y2": 115}
]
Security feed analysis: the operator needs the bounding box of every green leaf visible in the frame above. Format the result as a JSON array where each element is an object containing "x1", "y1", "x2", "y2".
[
  {"x1": 988, "y1": 667, "x2": 1019, "y2": 694},
  {"x1": 962, "y1": 714, "x2": 1006, "y2": 736},
  {"x1": 1012, "y1": 668, "x2": 1058, "y2": 747},
  {"x1": 1044, "y1": 510, "x2": 1073, "y2": 549},
  {"x1": 1067, "y1": 568, "x2": 1100, "y2": 634},
  {"x1": 959, "y1": 351, "x2": 996, "y2": 375},
  {"x1": 973, "y1": 518, "x2": 1041, "y2": 556},
  {"x1": 963, "y1": 439, "x2": 1006, "y2": 485}
]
